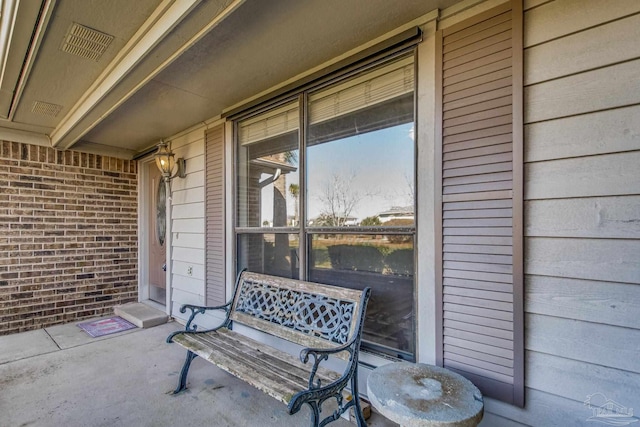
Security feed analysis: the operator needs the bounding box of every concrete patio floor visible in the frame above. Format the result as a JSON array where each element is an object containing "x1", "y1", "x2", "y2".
[{"x1": 0, "y1": 318, "x2": 398, "y2": 427}]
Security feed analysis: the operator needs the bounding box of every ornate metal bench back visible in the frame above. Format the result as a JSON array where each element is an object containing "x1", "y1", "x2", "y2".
[{"x1": 230, "y1": 272, "x2": 364, "y2": 359}]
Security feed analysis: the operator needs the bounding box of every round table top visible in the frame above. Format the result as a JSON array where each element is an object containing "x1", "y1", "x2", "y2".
[{"x1": 366, "y1": 362, "x2": 484, "y2": 427}]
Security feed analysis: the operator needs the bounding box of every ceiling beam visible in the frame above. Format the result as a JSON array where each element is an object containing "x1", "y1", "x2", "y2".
[
  {"x1": 0, "y1": 0, "x2": 21, "y2": 90},
  {"x1": 51, "y1": 0, "x2": 245, "y2": 150},
  {"x1": 0, "y1": 0, "x2": 55, "y2": 120}
]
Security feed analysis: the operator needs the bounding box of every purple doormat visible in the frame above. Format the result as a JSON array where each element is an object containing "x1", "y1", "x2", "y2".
[{"x1": 77, "y1": 316, "x2": 137, "y2": 337}]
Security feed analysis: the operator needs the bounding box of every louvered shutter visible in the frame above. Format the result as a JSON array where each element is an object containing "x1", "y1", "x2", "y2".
[
  {"x1": 435, "y1": 0, "x2": 524, "y2": 406},
  {"x1": 205, "y1": 125, "x2": 226, "y2": 305}
]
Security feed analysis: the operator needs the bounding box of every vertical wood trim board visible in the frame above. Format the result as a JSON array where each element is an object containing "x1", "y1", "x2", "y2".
[
  {"x1": 435, "y1": 0, "x2": 524, "y2": 406},
  {"x1": 205, "y1": 125, "x2": 226, "y2": 306},
  {"x1": 434, "y1": 29, "x2": 445, "y2": 368}
]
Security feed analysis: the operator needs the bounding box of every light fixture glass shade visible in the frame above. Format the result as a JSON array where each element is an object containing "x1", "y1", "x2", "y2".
[
  {"x1": 154, "y1": 140, "x2": 185, "y2": 181},
  {"x1": 155, "y1": 141, "x2": 176, "y2": 178}
]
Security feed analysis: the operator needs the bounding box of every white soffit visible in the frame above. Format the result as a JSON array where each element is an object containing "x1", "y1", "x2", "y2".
[
  {"x1": 49, "y1": 0, "x2": 202, "y2": 148},
  {"x1": 51, "y1": 0, "x2": 245, "y2": 150},
  {"x1": 9, "y1": 0, "x2": 163, "y2": 129},
  {"x1": 83, "y1": 0, "x2": 455, "y2": 152},
  {"x1": 6, "y1": 0, "x2": 465, "y2": 154}
]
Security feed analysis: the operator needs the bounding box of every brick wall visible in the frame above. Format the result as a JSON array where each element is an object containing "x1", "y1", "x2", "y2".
[{"x1": 0, "y1": 140, "x2": 138, "y2": 335}]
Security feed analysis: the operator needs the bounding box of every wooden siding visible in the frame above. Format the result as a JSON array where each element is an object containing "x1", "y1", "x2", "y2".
[
  {"x1": 205, "y1": 125, "x2": 226, "y2": 306},
  {"x1": 524, "y1": 105, "x2": 640, "y2": 162},
  {"x1": 169, "y1": 127, "x2": 206, "y2": 320},
  {"x1": 523, "y1": 0, "x2": 640, "y2": 47},
  {"x1": 526, "y1": 275, "x2": 640, "y2": 330},
  {"x1": 480, "y1": 0, "x2": 640, "y2": 424},
  {"x1": 436, "y1": 0, "x2": 524, "y2": 406},
  {"x1": 525, "y1": 59, "x2": 640, "y2": 123},
  {"x1": 525, "y1": 196, "x2": 640, "y2": 239},
  {"x1": 526, "y1": 313, "x2": 640, "y2": 374}
]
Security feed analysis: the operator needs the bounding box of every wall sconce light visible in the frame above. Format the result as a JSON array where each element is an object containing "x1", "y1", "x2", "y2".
[{"x1": 155, "y1": 140, "x2": 186, "y2": 181}]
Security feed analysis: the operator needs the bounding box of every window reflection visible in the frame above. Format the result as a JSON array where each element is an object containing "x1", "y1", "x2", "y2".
[
  {"x1": 306, "y1": 57, "x2": 414, "y2": 228},
  {"x1": 237, "y1": 103, "x2": 299, "y2": 228},
  {"x1": 237, "y1": 233, "x2": 299, "y2": 279},
  {"x1": 306, "y1": 123, "x2": 414, "y2": 228},
  {"x1": 309, "y1": 234, "x2": 415, "y2": 360}
]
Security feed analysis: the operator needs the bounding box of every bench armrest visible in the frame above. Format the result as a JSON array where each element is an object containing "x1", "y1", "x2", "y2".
[
  {"x1": 289, "y1": 339, "x2": 360, "y2": 419},
  {"x1": 182, "y1": 302, "x2": 233, "y2": 331},
  {"x1": 166, "y1": 302, "x2": 233, "y2": 344},
  {"x1": 167, "y1": 270, "x2": 247, "y2": 344},
  {"x1": 300, "y1": 340, "x2": 355, "y2": 389}
]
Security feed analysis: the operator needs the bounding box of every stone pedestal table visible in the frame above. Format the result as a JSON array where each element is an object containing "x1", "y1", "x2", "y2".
[{"x1": 367, "y1": 362, "x2": 483, "y2": 427}]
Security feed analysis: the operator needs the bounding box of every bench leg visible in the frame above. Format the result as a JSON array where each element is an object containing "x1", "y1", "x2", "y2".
[
  {"x1": 350, "y1": 372, "x2": 367, "y2": 427},
  {"x1": 172, "y1": 350, "x2": 198, "y2": 394},
  {"x1": 351, "y1": 399, "x2": 366, "y2": 427},
  {"x1": 307, "y1": 401, "x2": 320, "y2": 427}
]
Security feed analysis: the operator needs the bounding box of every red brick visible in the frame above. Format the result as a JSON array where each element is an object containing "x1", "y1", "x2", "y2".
[{"x1": 1, "y1": 141, "x2": 138, "y2": 335}]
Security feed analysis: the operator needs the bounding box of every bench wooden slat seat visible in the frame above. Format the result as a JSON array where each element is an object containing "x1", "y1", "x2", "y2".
[
  {"x1": 167, "y1": 271, "x2": 371, "y2": 427},
  {"x1": 172, "y1": 328, "x2": 341, "y2": 405}
]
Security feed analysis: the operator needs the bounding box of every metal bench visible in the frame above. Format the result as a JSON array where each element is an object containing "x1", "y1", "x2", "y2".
[{"x1": 166, "y1": 271, "x2": 371, "y2": 427}]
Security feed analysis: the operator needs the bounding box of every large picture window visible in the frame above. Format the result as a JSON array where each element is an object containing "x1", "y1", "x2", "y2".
[{"x1": 235, "y1": 54, "x2": 416, "y2": 360}]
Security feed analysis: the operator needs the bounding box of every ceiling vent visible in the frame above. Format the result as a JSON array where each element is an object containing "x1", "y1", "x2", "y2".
[
  {"x1": 32, "y1": 101, "x2": 62, "y2": 117},
  {"x1": 60, "y1": 23, "x2": 114, "y2": 61}
]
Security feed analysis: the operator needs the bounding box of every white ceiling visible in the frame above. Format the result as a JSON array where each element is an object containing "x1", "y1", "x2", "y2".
[{"x1": 0, "y1": 0, "x2": 459, "y2": 158}]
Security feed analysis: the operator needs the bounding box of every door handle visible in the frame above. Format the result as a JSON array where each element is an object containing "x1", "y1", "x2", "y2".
[{"x1": 162, "y1": 263, "x2": 167, "y2": 272}]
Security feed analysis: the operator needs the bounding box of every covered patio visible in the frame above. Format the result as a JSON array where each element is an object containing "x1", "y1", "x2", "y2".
[
  {"x1": 0, "y1": 319, "x2": 395, "y2": 427},
  {"x1": 1, "y1": 0, "x2": 639, "y2": 426}
]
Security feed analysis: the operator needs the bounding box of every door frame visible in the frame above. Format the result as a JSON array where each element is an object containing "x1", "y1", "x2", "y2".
[{"x1": 138, "y1": 155, "x2": 171, "y2": 314}]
